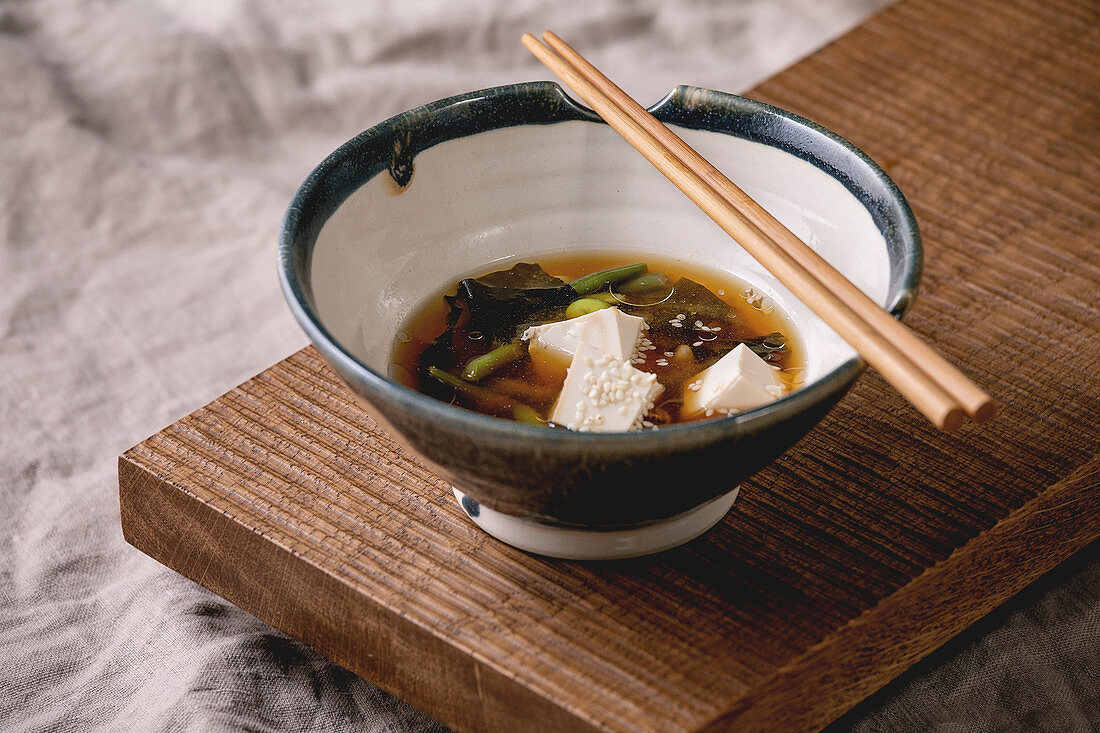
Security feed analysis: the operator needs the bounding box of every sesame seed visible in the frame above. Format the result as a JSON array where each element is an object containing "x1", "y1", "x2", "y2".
[
  {"x1": 695, "y1": 320, "x2": 703, "y2": 327},
  {"x1": 692, "y1": 341, "x2": 703, "y2": 347},
  {"x1": 676, "y1": 314, "x2": 686, "y2": 320},
  {"x1": 717, "y1": 290, "x2": 725, "y2": 296}
]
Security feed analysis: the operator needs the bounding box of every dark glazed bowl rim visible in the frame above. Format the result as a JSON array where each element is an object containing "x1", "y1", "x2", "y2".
[{"x1": 279, "y1": 81, "x2": 921, "y2": 454}]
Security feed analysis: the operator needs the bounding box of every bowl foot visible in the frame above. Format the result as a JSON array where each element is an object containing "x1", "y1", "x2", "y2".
[{"x1": 452, "y1": 486, "x2": 740, "y2": 560}]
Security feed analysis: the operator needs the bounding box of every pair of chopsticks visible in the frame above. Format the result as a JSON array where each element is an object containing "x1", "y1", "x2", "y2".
[{"x1": 522, "y1": 31, "x2": 995, "y2": 432}]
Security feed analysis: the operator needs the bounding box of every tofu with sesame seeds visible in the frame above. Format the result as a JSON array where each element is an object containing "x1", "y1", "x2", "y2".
[
  {"x1": 521, "y1": 307, "x2": 646, "y2": 367},
  {"x1": 682, "y1": 344, "x2": 786, "y2": 416},
  {"x1": 550, "y1": 343, "x2": 663, "y2": 432}
]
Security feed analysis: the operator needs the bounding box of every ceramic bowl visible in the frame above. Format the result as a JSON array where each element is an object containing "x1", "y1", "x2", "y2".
[{"x1": 279, "y1": 82, "x2": 920, "y2": 559}]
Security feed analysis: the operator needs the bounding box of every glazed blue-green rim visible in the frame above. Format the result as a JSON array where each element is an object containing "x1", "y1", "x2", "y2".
[{"x1": 279, "y1": 81, "x2": 922, "y2": 452}]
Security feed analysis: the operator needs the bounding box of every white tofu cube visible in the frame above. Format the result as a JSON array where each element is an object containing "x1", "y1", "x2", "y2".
[
  {"x1": 682, "y1": 343, "x2": 786, "y2": 416},
  {"x1": 522, "y1": 307, "x2": 645, "y2": 366},
  {"x1": 550, "y1": 343, "x2": 664, "y2": 432}
]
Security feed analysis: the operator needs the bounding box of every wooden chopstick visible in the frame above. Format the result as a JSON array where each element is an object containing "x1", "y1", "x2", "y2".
[{"x1": 522, "y1": 31, "x2": 995, "y2": 432}]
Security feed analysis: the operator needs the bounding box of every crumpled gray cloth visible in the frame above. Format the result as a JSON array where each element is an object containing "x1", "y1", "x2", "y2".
[
  {"x1": 832, "y1": 545, "x2": 1099, "y2": 733},
  {"x1": 1, "y1": 0, "x2": 1095, "y2": 731}
]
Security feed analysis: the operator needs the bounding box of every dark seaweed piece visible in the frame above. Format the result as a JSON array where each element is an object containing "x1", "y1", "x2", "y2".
[
  {"x1": 649, "y1": 277, "x2": 734, "y2": 323},
  {"x1": 416, "y1": 263, "x2": 575, "y2": 400},
  {"x1": 746, "y1": 331, "x2": 788, "y2": 364},
  {"x1": 705, "y1": 331, "x2": 787, "y2": 362},
  {"x1": 688, "y1": 331, "x2": 788, "y2": 374},
  {"x1": 748, "y1": 330, "x2": 792, "y2": 354},
  {"x1": 746, "y1": 331, "x2": 787, "y2": 356},
  {"x1": 416, "y1": 293, "x2": 465, "y2": 401},
  {"x1": 710, "y1": 331, "x2": 786, "y2": 358},
  {"x1": 458, "y1": 263, "x2": 576, "y2": 341},
  {"x1": 473, "y1": 262, "x2": 567, "y2": 289}
]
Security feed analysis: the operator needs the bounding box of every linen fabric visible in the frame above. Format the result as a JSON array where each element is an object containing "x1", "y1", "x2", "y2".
[{"x1": 1, "y1": 1, "x2": 1095, "y2": 730}]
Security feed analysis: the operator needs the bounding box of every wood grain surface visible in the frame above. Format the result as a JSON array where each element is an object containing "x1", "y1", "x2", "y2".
[{"x1": 119, "y1": 0, "x2": 1100, "y2": 730}]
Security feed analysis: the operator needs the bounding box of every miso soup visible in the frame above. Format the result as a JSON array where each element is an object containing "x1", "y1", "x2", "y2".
[{"x1": 390, "y1": 254, "x2": 805, "y2": 431}]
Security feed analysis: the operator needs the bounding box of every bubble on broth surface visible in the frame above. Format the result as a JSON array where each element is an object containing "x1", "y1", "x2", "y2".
[
  {"x1": 754, "y1": 297, "x2": 775, "y2": 314},
  {"x1": 763, "y1": 334, "x2": 786, "y2": 350},
  {"x1": 610, "y1": 276, "x2": 675, "y2": 307}
]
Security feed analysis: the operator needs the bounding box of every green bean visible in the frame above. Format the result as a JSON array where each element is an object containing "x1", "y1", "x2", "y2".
[
  {"x1": 569, "y1": 263, "x2": 647, "y2": 295},
  {"x1": 430, "y1": 367, "x2": 529, "y2": 413},
  {"x1": 512, "y1": 404, "x2": 544, "y2": 425},
  {"x1": 565, "y1": 297, "x2": 613, "y2": 319},
  {"x1": 491, "y1": 377, "x2": 561, "y2": 402},
  {"x1": 427, "y1": 366, "x2": 486, "y2": 398},
  {"x1": 428, "y1": 367, "x2": 540, "y2": 416},
  {"x1": 615, "y1": 271, "x2": 671, "y2": 295},
  {"x1": 461, "y1": 341, "x2": 525, "y2": 382}
]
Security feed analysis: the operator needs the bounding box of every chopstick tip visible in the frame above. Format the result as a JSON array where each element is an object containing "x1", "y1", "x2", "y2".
[
  {"x1": 970, "y1": 399, "x2": 998, "y2": 424},
  {"x1": 942, "y1": 408, "x2": 966, "y2": 434}
]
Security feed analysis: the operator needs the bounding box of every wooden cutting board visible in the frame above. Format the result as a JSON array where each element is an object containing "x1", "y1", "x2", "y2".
[{"x1": 119, "y1": 0, "x2": 1100, "y2": 729}]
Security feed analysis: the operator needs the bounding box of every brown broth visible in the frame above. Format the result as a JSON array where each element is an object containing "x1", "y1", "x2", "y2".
[{"x1": 390, "y1": 253, "x2": 805, "y2": 427}]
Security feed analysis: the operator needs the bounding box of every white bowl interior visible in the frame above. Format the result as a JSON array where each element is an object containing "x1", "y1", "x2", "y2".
[{"x1": 310, "y1": 121, "x2": 890, "y2": 384}]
